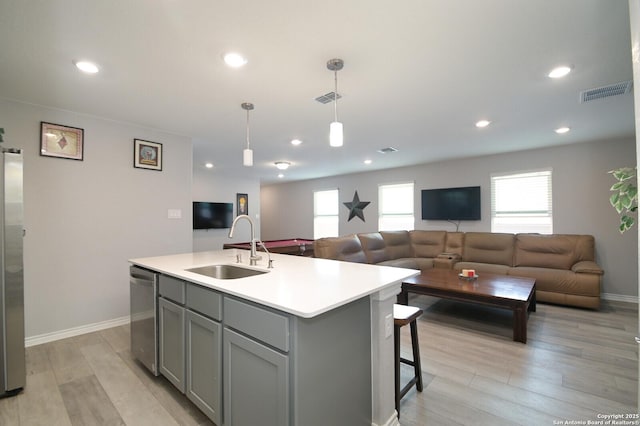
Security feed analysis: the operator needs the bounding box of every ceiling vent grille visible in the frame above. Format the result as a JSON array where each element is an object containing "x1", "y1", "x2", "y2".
[
  {"x1": 580, "y1": 81, "x2": 633, "y2": 103},
  {"x1": 377, "y1": 147, "x2": 398, "y2": 154},
  {"x1": 315, "y1": 91, "x2": 341, "y2": 104}
]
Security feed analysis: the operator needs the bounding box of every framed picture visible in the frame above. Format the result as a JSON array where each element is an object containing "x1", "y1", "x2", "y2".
[
  {"x1": 134, "y1": 139, "x2": 162, "y2": 171},
  {"x1": 237, "y1": 193, "x2": 248, "y2": 216},
  {"x1": 40, "y1": 122, "x2": 84, "y2": 160}
]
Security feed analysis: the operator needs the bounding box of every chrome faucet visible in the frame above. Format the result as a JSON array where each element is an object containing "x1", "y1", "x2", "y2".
[{"x1": 228, "y1": 214, "x2": 261, "y2": 266}]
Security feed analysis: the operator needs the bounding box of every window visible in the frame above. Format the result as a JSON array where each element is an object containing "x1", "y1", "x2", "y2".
[
  {"x1": 491, "y1": 169, "x2": 553, "y2": 234},
  {"x1": 314, "y1": 189, "x2": 339, "y2": 239},
  {"x1": 378, "y1": 182, "x2": 414, "y2": 231}
]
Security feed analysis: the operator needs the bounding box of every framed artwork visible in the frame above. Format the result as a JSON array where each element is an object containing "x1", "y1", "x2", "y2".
[
  {"x1": 236, "y1": 193, "x2": 248, "y2": 216},
  {"x1": 134, "y1": 139, "x2": 163, "y2": 171},
  {"x1": 40, "y1": 122, "x2": 84, "y2": 160}
]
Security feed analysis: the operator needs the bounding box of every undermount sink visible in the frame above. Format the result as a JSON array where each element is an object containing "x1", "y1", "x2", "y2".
[{"x1": 185, "y1": 264, "x2": 268, "y2": 280}]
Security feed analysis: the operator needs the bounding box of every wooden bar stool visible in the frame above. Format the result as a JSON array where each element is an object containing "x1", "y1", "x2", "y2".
[{"x1": 393, "y1": 303, "x2": 424, "y2": 416}]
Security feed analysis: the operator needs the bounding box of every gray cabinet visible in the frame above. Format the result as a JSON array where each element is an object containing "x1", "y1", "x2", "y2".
[
  {"x1": 186, "y1": 310, "x2": 221, "y2": 425},
  {"x1": 156, "y1": 274, "x2": 372, "y2": 426},
  {"x1": 158, "y1": 275, "x2": 222, "y2": 425},
  {"x1": 158, "y1": 297, "x2": 185, "y2": 392},
  {"x1": 223, "y1": 328, "x2": 289, "y2": 426},
  {"x1": 222, "y1": 297, "x2": 290, "y2": 426}
]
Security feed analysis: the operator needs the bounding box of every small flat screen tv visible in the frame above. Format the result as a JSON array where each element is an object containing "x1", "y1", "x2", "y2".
[
  {"x1": 193, "y1": 202, "x2": 233, "y2": 229},
  {"x1": 421, "y1": 186, "x2": 481, "y2": 221}
]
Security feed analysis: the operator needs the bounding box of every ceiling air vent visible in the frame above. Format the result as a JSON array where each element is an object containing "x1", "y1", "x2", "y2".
[
  {"x1": 580, "y1": 81, "x2": 633, "y2": 103},
  {"x1": 315, "y1": 91, "x2": 342, "y2": 104},
  {"x1": 377, "y1": 147, "x2": 398, "y2": 154}
]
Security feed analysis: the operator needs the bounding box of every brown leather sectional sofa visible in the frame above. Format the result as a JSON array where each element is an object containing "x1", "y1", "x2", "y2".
[{"x1": 314, "y1": 230, "x2": 604, "y2": 309}]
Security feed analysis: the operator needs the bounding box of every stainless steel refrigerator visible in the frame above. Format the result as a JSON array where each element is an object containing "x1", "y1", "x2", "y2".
[{"x1": 0, "y1": 147, "x2": 24, "y2": 396}]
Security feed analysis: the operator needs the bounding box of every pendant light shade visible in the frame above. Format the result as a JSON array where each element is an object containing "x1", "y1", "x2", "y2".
[
  {"x1": 243, "y1": 148, "x2": 253, "y2": 166},
  {"x1": 241, "y1": 102, "x2": 254, "y2": 167},
  {"x1": 327, "y1": 58, "x2": 344, "y2": 147},
  {"x1": 330, "y1": 121, "x2": 343, "y2": 147}
]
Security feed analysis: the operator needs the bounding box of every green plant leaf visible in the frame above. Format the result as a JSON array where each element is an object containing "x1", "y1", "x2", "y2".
[
  {"x1": 609, "y1": 167, "x2": 637, "y2": 233},
  {"x1": 621, "y1": 215, "x2": 635, "y2": 233},
  {"x1": 611, "y1": 167, "x2": 635, "y2": 181}
]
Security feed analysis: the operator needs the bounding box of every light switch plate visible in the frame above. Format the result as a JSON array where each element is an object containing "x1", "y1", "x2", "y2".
[{"x1": 168, "y1": 209, "x2": 182, "y2": 219}]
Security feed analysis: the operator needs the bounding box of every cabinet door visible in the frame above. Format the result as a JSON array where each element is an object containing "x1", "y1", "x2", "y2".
[
  {"x1": 223, "y1": 328, "x2": 289, "y2": 426},
  {"x1": 159, "y1": 297, "x2": 185, "y2": 392},
  {"x1": 186, "y1": 310, "x2": 221, "y2": 425}
]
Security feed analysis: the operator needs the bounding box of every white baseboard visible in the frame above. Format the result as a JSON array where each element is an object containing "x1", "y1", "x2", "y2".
[
  {"x1": 601, "y1": 293, "x2": 639, "y2": 304},
  {"x1": 25, "y1": 315, "x2": 130, "y2": 347},
  {"x1": 372, "y1": 411, "x2": 400, "y2": 426}
]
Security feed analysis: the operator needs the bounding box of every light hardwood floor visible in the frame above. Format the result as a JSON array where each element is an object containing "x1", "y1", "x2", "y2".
[{"x1": 1, "y1": 298, "x2": 637, "y2": 425}]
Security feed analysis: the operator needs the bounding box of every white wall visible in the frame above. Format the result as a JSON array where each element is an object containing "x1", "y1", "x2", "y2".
[
  {"x1": 261, "y1": 138, "x2": 638, "y2": 298},
  {"x1": 1, "y1": 98, "x2": 193, "y2": 339},
  {"x1": 192, "y1": 169, "x2": 261, "y2": 251}
]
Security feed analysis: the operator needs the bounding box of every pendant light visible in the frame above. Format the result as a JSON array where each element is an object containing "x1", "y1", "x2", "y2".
[
  {"x1": 241, "y1": 102, "x2": 254, "y2": 166},
  {"x1": 327, "y1": 58, "x2": 344, "y2": 147}
]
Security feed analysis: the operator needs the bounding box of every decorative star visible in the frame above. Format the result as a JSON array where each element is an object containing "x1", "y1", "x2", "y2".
[{"x1": 343, "y1": 191, "x2": 371, "y2": 222}]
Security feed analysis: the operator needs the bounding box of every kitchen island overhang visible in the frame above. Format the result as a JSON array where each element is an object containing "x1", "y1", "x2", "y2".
[{"x1": 130, "y1": 249, "x2": 419, "y2": 426}]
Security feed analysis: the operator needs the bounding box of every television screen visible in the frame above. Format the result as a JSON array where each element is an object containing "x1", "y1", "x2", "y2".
[
  {"x1": 193, "y1": 202, "x2": 233, "y2": 229},
  {"x1": 421, "y1": 186, "x2": 481, "y2": 221}
]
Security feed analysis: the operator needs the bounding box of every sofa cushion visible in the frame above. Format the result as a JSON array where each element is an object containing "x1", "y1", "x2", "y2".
[
  {"x1": 509, "y1": 266, "x2": 600, "y2": 297},
  {"x1": 358, "y1": 232, "x2": 388, "y2": 264},
  {"x1": 514, "y1": 234, "x2": 595, "y2": 270},
  {"x1": 380, "y1": 231, "x2": 412, "y2": 259},
  {"x1": 314, "y1": 235, "x2": 367, "y2": 263},
  {"x1": 462, "y1": 232, "x2": 515, "y2": 266},
  {"x1": 409, "y1": 230, "x2": 446, "y2": 258},
  {"x1": 444, "y1": 232, "x2": 464, "y2": 256}
]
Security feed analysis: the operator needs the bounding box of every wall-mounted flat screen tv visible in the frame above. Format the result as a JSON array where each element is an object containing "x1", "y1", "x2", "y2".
[
  {"x1": 193, "y1": 201, "x2": 233, "y2": 229},
  {"x1": 421, "y1": 186, "x2": 481, "y2": 221}
]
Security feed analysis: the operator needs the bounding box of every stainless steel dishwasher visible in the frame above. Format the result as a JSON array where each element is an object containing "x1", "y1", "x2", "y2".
[{"x1": 130, "y1": 265, "x2": 159, "y2": 376}]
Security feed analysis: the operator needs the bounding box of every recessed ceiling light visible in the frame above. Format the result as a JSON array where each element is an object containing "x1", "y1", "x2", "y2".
[
  {"x1": 548, "y1": 66, "x2": 571, "y2": 79},
  {"x1": 278, "y1": 173, "x2": 284, "y2": 178},
  {"x1": 364, "y1": 159, "x2": 372, "y2": 165},
  {"x1": 291, "y1": 139, "x2": 302, "y2": 146},
  {"x1": 475, "y1": 120, "x2": 491, "y2": 128},
  {"x1": 205, "y1": 163, "x2": 214, "y2": 168},
  {"x1": 555, "y1": 127, "x2": 571, "y2": 134},
  {"x1": 74, "y1": 60, "x2": 99, "y2": 74},
  {"x1": 275, "y1": 161, "x2": 290, "y2": 170},
  {"x1": 223, "y1": 52, "x2": 248, "y2": 68}
]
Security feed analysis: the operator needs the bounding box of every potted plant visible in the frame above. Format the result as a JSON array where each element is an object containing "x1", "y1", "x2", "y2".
[{"x1": 609, "y1": 167, "x2": 637, "y2": 233}]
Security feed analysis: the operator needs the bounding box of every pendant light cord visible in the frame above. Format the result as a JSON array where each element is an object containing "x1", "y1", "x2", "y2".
[
  {"x1": 334, "y1": 70, "x2": 339, "y2": 122},
  {"x1": 246, "y1": 108, "x2": 251, "y2": 150}
]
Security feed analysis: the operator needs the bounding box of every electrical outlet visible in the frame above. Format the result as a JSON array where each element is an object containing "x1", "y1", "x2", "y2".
[{"x1": 385, "y1": 313, "x2": 393, "y2": 338}]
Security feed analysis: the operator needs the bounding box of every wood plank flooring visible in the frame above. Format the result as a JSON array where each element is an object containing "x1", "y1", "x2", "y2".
[
  {"x1": 1, "y1": 298, "x2": 636, "y2": 425},
  {"x1": 398, "y1": 296, "x2": 638, "y2": 425}
]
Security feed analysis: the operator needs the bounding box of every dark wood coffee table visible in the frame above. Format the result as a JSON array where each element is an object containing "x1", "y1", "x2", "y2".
[{"x1": 399, "y1": 269, "x2": 536, "y2": 343}]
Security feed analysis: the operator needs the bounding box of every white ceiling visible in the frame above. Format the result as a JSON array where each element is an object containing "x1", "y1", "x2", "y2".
[{"x1": 0, "y1": 1, "x2": 635, "y2": 184}]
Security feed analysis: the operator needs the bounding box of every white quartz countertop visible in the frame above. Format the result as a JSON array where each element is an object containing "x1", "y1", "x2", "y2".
[{"x1": 130, "y1": 249, "x2": 419, "y2": 318}]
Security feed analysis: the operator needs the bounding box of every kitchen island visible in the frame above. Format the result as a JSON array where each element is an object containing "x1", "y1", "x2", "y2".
[{"x1": 130, "y1": 249, "x2": 419, "y2": 426}]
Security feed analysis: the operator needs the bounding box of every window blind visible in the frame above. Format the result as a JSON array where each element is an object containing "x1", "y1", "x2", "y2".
[
  {"x1": 378, "y1": 182, "x2": 414, "y2": 231},
  {"x1": 491, "y1": 169, "x2": 553, "y2": 234}
]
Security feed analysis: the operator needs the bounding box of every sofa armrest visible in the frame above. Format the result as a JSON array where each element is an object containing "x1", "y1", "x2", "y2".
[
  {"x1": 434, "y1": 253, "x2": 461, "y2": 269},
  {"x1": 572, "y1": 261, "x2": 604, "y2": 275}
]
